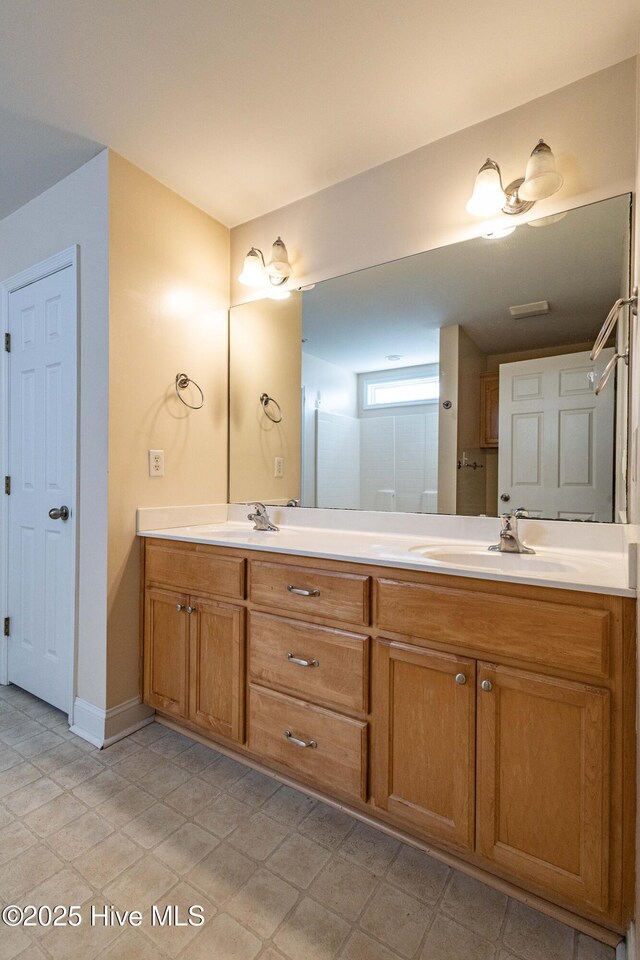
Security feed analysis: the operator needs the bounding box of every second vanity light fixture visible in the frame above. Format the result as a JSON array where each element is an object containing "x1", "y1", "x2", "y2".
[
  {"x1": 239, "y1": 236, "x2": 293, "y2": 299},
  {"x1": 466, "y1": 140, "x2": 563, "y2": 218}
]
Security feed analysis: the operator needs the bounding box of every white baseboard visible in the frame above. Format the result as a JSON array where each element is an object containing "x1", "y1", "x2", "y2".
[
  {"x1": 70, "y1": 695, "x2": 154, "y2": 748},
  {"x1": 622, "y1": 923, "x2": 636, "y2": 960}
]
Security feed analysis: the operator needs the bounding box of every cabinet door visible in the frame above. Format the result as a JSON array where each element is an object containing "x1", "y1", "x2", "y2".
[
  {"x1": 143, "y1": 588, "x2": 189, "y2": 719},
  {"x1": 480, "y1": 373, "x2": 499, "y2": 447},
  {"x1": 373, "y1": 640, "x2": 475, "y2": 851},
  {"x1": 189, "y1": 598, "x2": 245, "y2": 743},
  {"x1": 476, "y1": 663, "x2": 610, "y2": 914}
]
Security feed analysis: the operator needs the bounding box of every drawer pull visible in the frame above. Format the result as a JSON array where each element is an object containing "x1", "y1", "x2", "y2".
[
  {"x1": 186, "y1": 606, "x2": 197, "y2": 615},
  {"x1": 455, "y1": 673, "x2": 467, "y2": 685},
  {"x1": 176, "y1": 604, "x2": 185, "y2": 612},
  {"x1": 287, "y1": 585, "x2": 321, "y2": 598},
  {"x1": 284, "y1": 729, "x2": 317, "y2": 749},
  {"x1": 481, "y1": 679, "x2": 493, "y2": 692},
  {"x1": 287, "y1": 653, "x2": 320, "y2": 668}
]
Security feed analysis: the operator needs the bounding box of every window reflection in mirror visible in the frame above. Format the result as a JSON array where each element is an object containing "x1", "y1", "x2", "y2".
[{"x1": 229, "y1": 194, "x2": 631, "y2": 522}]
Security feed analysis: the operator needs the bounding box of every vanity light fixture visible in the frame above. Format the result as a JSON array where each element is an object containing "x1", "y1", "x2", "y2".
[
  {"x1": 238, "y1": 236, "x2": 293, "y2": 289},
  {"x1": 466, "y1": 140, "x2": 563, "y2": 218},
  {"x1": 482, "y1": 225, "x2": 516, "y2": 240}
]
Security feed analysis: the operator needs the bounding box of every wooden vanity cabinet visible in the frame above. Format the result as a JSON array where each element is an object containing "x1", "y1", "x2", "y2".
[
  {"x1": 480, "y1": 372, "x2": 499, "y2": 447},
  {"x1": 143, "y1": 587, "x2": 190, "y2": 720}
]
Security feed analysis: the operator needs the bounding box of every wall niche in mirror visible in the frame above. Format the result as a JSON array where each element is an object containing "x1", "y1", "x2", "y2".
[{"x1": 229, "y1": 194, "x2": 631, "y2": 522}]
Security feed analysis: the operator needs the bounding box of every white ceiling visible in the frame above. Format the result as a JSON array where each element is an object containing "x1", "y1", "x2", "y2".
[{"x1": 0, "y1": 1, "x2": 638, "y2": 227}]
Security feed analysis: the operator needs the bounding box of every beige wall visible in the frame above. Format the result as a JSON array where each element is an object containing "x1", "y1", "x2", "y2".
[
  {"x1": 230, "y1": 59, "x2": 636, "y2": 306},
  {"x1": 229, "y1": 294, "x2": 302, "y2": 504},
  {"x1": 107, "y1": 152, "x2": 229, "y2": 708},
  {"x1": 0, "y1": 152, "x2": 110, "y2": 710}
]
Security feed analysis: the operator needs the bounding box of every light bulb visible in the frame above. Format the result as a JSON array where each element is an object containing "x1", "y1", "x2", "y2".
[
  {"x1": 238, "y1": 248, "x2": 265, "y2": 287},
  {"x1": 518, "y1": 140, "x2": 563, "y2": 202},
  {"x1": 466, "y1": 160, "x2": 506, "y2": 217}
]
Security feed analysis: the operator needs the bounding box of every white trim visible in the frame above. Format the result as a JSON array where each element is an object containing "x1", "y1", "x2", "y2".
[
  {"x1": 70, "y1": 695, "x2": 154, "y2": 748},
  {"x1": 622, "y1": 923, "x2": 636, "y2": 960},
  {"x1": 0, "y1": 246, "x2": 79, "y2": 717}
]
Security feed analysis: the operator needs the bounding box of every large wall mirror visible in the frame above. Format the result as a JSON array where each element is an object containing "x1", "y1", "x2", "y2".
[{"x1": 229, "y1": 194, "x2": 632, "y2": 522}]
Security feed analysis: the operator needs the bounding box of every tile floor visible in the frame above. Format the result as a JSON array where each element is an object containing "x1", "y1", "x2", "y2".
[{"x1": 0, "y1": 683, "x2": 617, "y2": 960}]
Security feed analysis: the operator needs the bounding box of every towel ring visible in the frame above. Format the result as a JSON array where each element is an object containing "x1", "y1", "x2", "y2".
[
  {"x1": 175, "y1": 373, "x2": 204, "y2": 410},
  {"x1": 260, "y1": 393, "x2": 282, "y2": 423}
]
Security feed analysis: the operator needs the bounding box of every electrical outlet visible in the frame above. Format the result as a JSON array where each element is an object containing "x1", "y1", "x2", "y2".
[
  {"x1": 149, "y1": 449, "x2": 164, "y2": 477},
  {"x1": 274, "y1": 457, "x2": 284, "y2": 478}
]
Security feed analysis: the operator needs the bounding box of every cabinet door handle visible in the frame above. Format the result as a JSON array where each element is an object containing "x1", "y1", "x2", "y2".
[
  {"x1": 287, "y1": 585, "x2": 321, "y2": 598},
  {"x1": 455, "y1": 673, "x2": 467, "y2": 685},
  {"x1": 284, "y1": 730, "x2": 317, "y2": 749},
  {"x1": 176, "y1": 604, "x2": 185, "y2": 612},
  {"x1": 186, "y1": 606, "x2": 197, "y2": 614},
  {"x1": 287, "y1": 653, "x2": 319, "y2": 668},
  {"x1": 481, "y1": 679, "x2": 493, "y2": 692}
]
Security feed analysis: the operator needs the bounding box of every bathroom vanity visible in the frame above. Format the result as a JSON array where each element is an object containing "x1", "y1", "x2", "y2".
[{"x1": 138, "y1": 514, "x2": 636, "y2": 941}]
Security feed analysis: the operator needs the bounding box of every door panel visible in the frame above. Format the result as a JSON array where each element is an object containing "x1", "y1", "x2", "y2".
[
  {"x1": 373, "y1": 640, "x2": 475, "y2": 851},
  {"x1": 8, "y1": 265, "x2": 76, "y2": 711},
  {"x1": 143, "y1": 589, "x2": 189, "y2": 719},
  {"x1": 189, "y1": 598, "x2": 245, "y2": 742},
  {"x1": 476, "y1": 663, "x2": 610, "y2": 914}
]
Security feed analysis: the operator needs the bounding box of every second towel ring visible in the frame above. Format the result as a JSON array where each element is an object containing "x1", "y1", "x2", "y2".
[
  {"x1": 175, "y1": 373, "x2": 204, "y2": 410},
  {"x1": 260, "y1": 393, "x2": 282, "y2": 423}
]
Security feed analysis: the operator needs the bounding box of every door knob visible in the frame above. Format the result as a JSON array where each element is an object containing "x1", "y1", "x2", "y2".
[
  {"x1": 48, "y1": 506, "x2": 70, "y2": 521},
  {"x1": 500, "y1": 494, "x2": 510, "y2": 502}
]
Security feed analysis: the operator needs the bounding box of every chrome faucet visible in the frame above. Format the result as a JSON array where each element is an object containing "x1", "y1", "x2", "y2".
[
  {"x1": 247, "y1": 502, "x2": 279, "y2": 532},
  {"x1": 489, "y1": 514, "x2": 535, "y2": 554}
]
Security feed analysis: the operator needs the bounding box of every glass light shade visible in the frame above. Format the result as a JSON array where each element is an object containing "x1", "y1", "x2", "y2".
[
  {"x1": 466, "y1": 160, "x2": 505, "y2": 217},
  {"x1": 238, "y1": 248, "x2": 265, "y2": 287},
  {"x1": 265, "y1": 236, "x2": 292, "y2": 283},
  {"x1": 518, "y1": 140, "x2": 563, "y2": 202},
  {"x1": 267, "y1": 286, "x2": 291, "y2": 300}
]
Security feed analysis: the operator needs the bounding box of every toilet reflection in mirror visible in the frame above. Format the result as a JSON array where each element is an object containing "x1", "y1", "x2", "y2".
[{"x1": 229, "y1": 193, "x2": 632, "y2": 522}]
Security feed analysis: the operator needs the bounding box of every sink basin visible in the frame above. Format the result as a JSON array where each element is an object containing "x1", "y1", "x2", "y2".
[{"x1": 411, "y1": 544, "x2": 578, "y2": 574}]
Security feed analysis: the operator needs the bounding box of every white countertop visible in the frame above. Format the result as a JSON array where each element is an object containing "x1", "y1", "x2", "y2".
[{"x1": 137, "y1": 506, "x2": 637, "y2": 598}]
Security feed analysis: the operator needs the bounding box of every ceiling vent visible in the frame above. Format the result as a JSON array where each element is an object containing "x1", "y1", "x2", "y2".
[{"x1": 509, "y1": 300, "x2": 550, "y2": 319}]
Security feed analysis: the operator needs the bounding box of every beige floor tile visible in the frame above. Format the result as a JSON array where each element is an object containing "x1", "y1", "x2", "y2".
[
  {"x1": 0, "y1": 842, "x2": 63, "y2": 900},
  {"x1": 0, "y1": 761, "x2": 40, "y2": 798},
  {"x1": 194, "y1": 792, "x2": 253, "y2": 837},
  {"x1": 148, "y1": 729, "x2": 195, "y2": 758},
  {"x1": 340, "y1": 930, "x2": 403, "y2": 960},
  {"x1": 103, "y1": 855, "x2": 178, "y2": 912},
  {"x1": 0, "y1": 719, "x2": 44, "y2": 745},
  {"x1": 229, "y1": 768, "x2": 280, "y2": 806},
  {"x1": 50, "y1": 755, "x2": 104, "y2": 789},
  {"x1": 420, "y1": 914, "x2": 496, "y2": 960},
  {"x1": 227, "y1": 867, "x2": 298, "y2": 938},
  {"x1": 111, "y1": 749, "x2": 164, "y2": 781},
  {"x1": 181, "y1": 912, "x2": 261, "y2": 960},
  {"x1": 0, "y1": 746, "x2": 23, "y2": 772},
  {"x1": 18, "y1": 866, "x2": 93, "y2": 922},
  {"x1": 97, "y1": 783, "x2": 155, "y2": 827},
  {"x1": 98, "y1": 929, "x2": 170, "y2": 960},
  {"x1": 173, "y1": 742, "x2": 222, "y2": 773},
  {"x1": 72, "y1": 768, "x2": 128, "y2": 806},
  {"x1": 32, "y1": 742, "x2": 86, "y2": 774},
  {"x1": 257, "y1": 949, "x2": 288, "y2": 960},
  {"x1": 200, "y1": 754, "x2": 250, "y2": 789},
  {"x1": 502, "y1": 900, "x2": 575, "y2": 960},
  {"x1": 129, "y1": 721, "x2": 171, "y2": 745},
  {"x1": 228, "y1": 811, "x2": 288, "y2": 860},
  {"x1": 298, "y1": 802, "x2": 355, "y2": 849},
  {"x1": 154, "y1": 821, "x2": 220, "y2": 874},
  {"x1": 441, "y1": 871, "x2": 507, "y2": 940},
  {"x1": 386, "y1": 844, "x2": 450, "y2": 904},
  {"x1": 0, "y1": 820, "x2": 37, "y2": 865},
  {"x1": 575, "y1": 933, "x2": 616, "y2": 960},
  {"x1": 4, "y1": 776, "x2": 62, "y2": 815},
  {"x1": 39, "y1": 897, "x2": 123, "y2": 960},
  {"x1": 274, "y1": 897, "x2": 350, "y2": 960},
  {"x1": 0, "y1": 925, "x2": 31, "y2": 960},
  {"x1": 23, "y1": 792, "x2": 87, "y2": 837},
  {"x1": 141, "y1": 881, "x2": 216, "y2": 958},
  {"x1": 267, "y1": 832, "x2": 331, "y2": 888},
  {"x1": 47, "y1": 810, "x2": 113, "y2": 860},
  {"x1": 262, "y1": 785, "x2": 317, "y2": 825},
  {"x1": 12, "y1": 944, "x2": 47, "y2": 960},
  {"x1": 360, "y1": 882, "x2": 431, "y2": 957},
  {"x1": 98, "y1": 737, "x2": 143, "y2": 765},
  {"x1": 187, "y1": 842, "x2": 256, "y2": 904},
  {"x1": 122, "y1": 801, "x2": 185, "y2": 849},
  {"x1": 137, "y1": 758, "x2": 192, "y2": 799},
  {"x1": 0, "y1": 800, "x2": 15, "y2": 826},
  {"x1": 13, "y1": 730, "x2": 64, "y2": 758},
  {"x1": 339, "y1": 822, "x2": 400, "y2": 876},
  {"x1": 309, "y1": 856, "x2": 378, "y2": 920},
  {"x1": 74, "y1": 831, "x2": 143, "y2": 888},
  {"x1": 164, "y1": 776, "x2": 218, "y2": 816}
]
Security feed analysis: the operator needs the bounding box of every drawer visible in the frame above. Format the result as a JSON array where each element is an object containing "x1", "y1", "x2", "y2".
[
  {"x1": 250, "y1": 561, "x2": 370, "y2": 625},
  {"x1": 146, "y1": 541, "x2": 245, "y2": 600},
  {"x1": 376, "y1": 579, "x2": 610, "y2": 679},
  {"x1": 248, "y1": 684, "x2": 368, "y2": 802},
  {"x1": 249, "y1": 612, "x2": 369, "y2": 713}
]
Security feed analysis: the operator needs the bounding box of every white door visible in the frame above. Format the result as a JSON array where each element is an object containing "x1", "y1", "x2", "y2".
[
  {"x1": 497, "y1": 349, "x2": 615, "y2": 521},
  {"x1": 7, "y1": 265, "x2": 77, "y2": 712}
]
